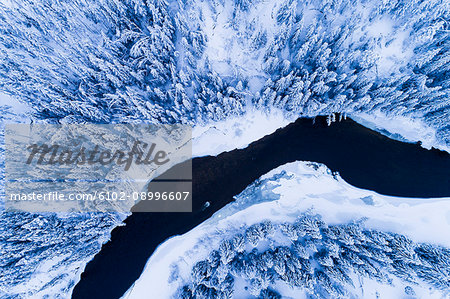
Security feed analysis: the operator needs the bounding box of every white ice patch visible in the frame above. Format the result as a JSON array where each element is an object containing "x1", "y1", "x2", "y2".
[{"x1": 122, "y1": 161, "x2": 450, "y2": 298}]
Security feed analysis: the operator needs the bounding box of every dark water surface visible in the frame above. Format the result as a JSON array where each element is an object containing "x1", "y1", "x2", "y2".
[{"x1": 72, "y1": 116, "x2": 450, "y2": 299}]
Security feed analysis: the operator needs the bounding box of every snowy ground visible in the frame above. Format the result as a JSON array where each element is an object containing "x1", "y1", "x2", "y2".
[
  {"x1": 192, "y1": 108, "x2": 293, "y2": 156},
  {"x1": 352, "y1": 111, "x2": 450, "y2": 154},
  {"x1": 122, "y1": 161, "x2": 450, "y2": 298}
]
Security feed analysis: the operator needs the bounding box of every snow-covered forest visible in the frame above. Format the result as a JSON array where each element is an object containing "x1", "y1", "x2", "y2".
[
  {"x1": 179, "y1": 213, "x2": 450, "y2": 298},
  {"x1": 0, "y1": 0, "x2": 449, "y2": 145},
  {"x1": 0, "y1": 0, "x2": 449, "y2": 298}
]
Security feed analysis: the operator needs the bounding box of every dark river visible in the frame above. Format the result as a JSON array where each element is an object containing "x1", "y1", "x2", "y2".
[{"x1": 72, "y1": 116, "x2": 450, "y2": 299}]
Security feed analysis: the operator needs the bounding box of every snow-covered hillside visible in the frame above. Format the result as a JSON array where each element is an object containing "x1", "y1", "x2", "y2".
[{"x1": 124, "y1": 161, "x2": 450, "y2": 298}]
